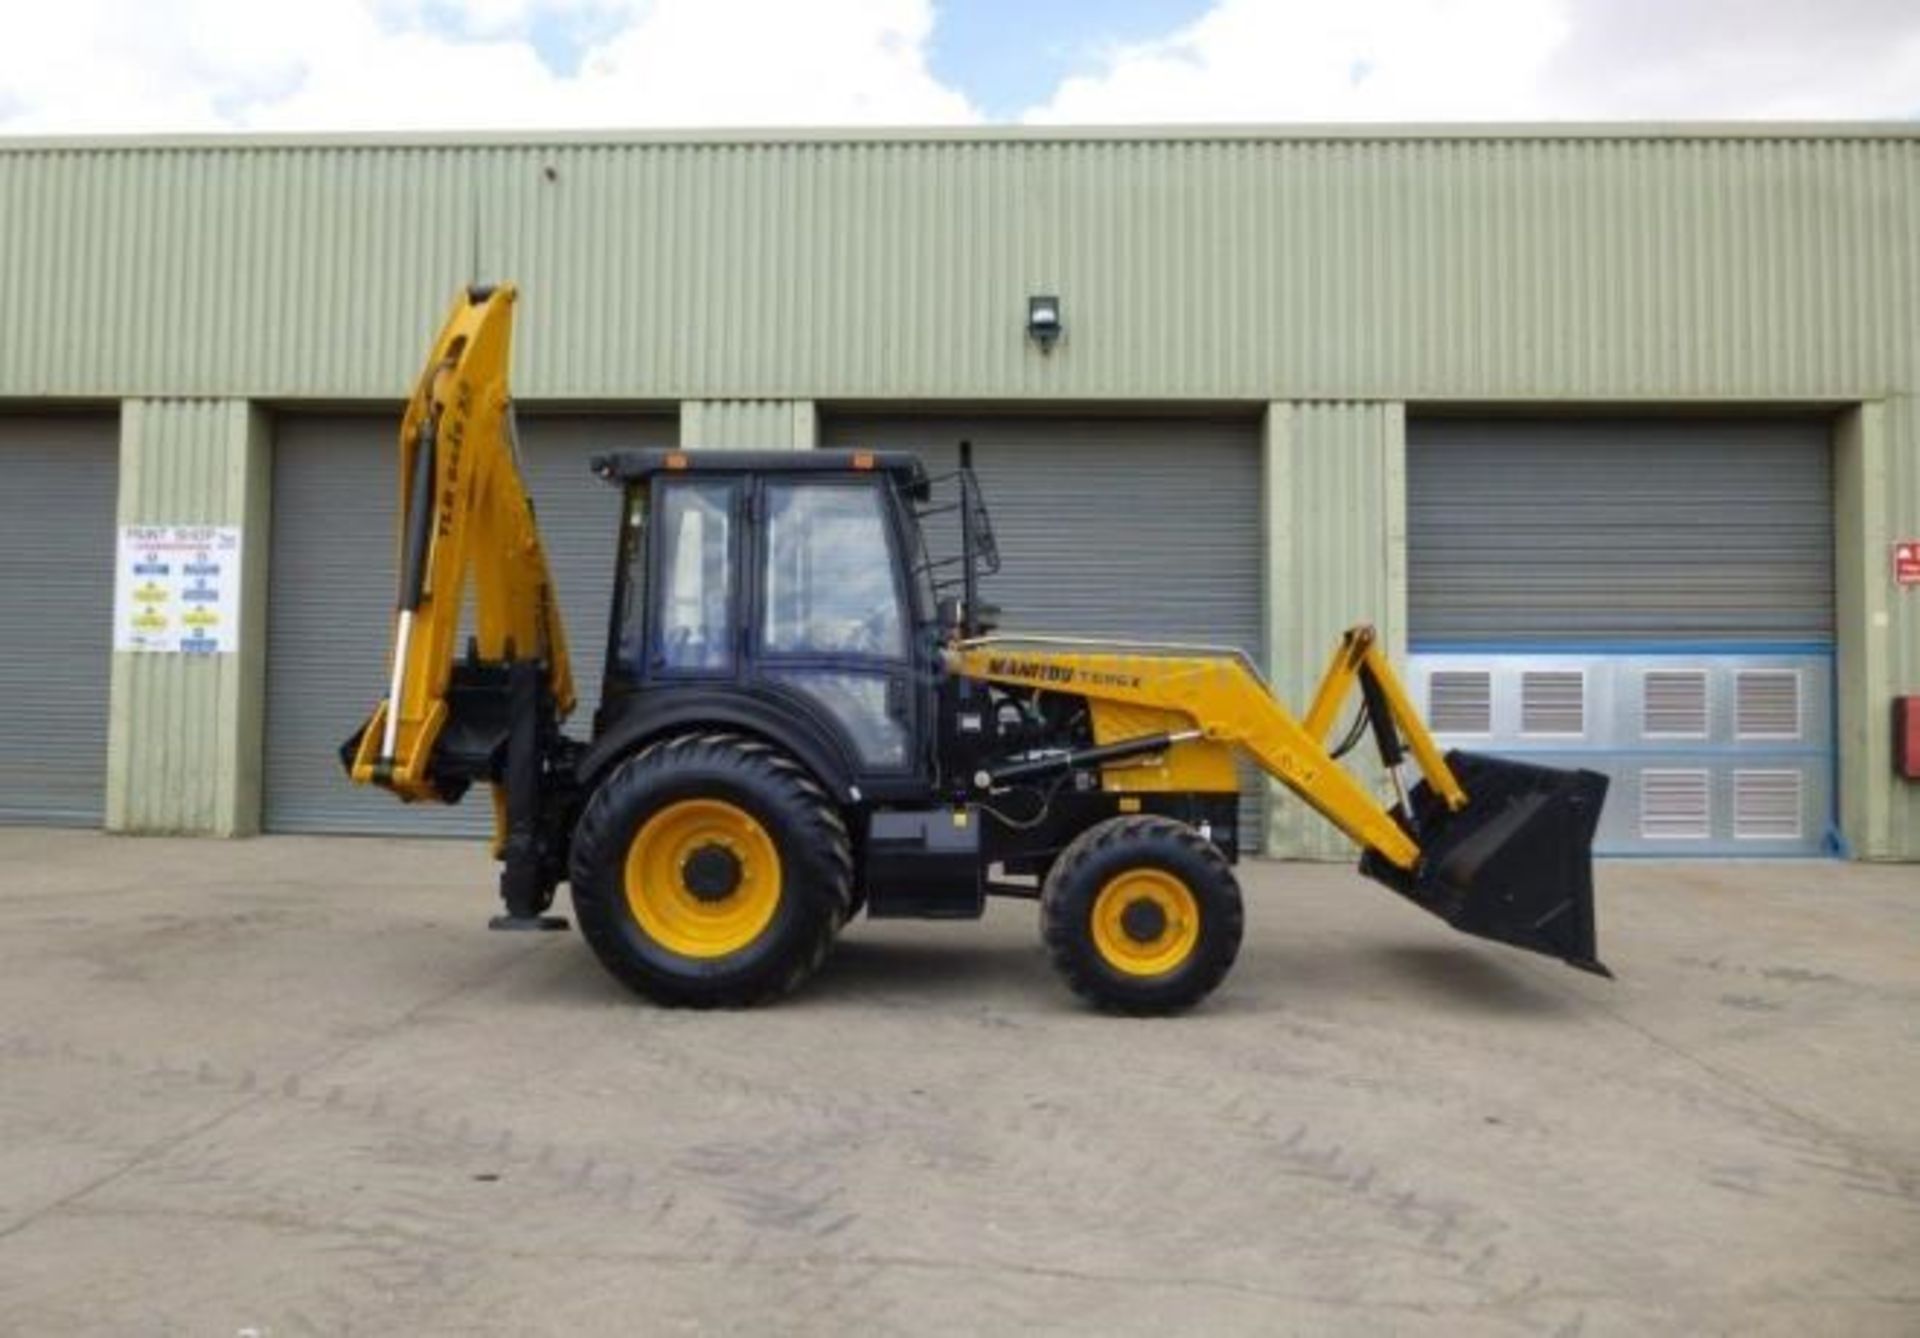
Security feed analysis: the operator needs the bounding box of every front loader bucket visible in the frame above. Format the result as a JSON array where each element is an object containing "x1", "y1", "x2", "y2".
[{"x1": 1360, "y1": 751, "x2": 1611, "y2": 976}]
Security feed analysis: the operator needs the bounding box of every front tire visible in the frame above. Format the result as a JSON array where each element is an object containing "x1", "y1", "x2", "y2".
[
  {"x1": 1041, "y1": 815, "x2": 1243, "y2": 1015},
  {"x1": 569, "y1": 733, "x2": 851, "y2": 1006}
]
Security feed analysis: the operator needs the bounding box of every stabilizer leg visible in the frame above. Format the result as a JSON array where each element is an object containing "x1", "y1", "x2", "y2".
[{"x1": 490, "y1": 658, "x2": 569, "y2": 932}]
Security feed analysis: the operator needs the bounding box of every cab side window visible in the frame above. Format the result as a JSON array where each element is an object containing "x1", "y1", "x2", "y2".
[
  {"x1": 656, "y1": 480, "x2": 735, "y2": 672},
  {"x1": 614, "y1": 484, "x2": 649, "y2": 671}
]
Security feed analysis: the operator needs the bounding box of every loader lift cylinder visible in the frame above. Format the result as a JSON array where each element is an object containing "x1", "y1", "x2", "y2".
[{"x1": 1357, "y1": 657, "x2": 1418, "y2": 836}]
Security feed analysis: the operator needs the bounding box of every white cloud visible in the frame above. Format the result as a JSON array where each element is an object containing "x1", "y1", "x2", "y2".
[
  {"x1": 567, "y1": 0, "x2": 974, "y2": 128},
  {"x1": 3, "y1": 0, "x2": 1918, "y2": 134},
  {"x1": 0, "y1": 0, "x2": 978, "y2": 133},
  {"x1": 1540, "y1": 0, "x2": 1920, "y2": 120},
  {"x1": 1024, "y1": 0, "x2": 1920, "y2": 123}
]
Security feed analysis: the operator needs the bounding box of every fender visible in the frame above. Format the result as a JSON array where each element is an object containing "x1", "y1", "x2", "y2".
[{"x1": 578, "y1": 684, "x2": 862, "y2": 801}]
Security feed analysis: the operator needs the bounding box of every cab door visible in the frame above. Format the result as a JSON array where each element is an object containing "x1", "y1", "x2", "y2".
[{"x1": 750, "y1": 477, "x2": 917, "y2": 780}]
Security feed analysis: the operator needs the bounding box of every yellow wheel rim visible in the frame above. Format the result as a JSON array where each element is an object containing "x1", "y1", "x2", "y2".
[
  {"x1": 1090, "y1": 869, "x2": 1201, "y2": 977},
  {"x1": 624, "y1": 799, "x2": 782, "y2": 958}
]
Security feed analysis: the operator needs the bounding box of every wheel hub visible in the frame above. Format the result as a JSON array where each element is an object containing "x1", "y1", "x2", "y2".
[
  {"x1": 681, "y1": 844, "x2": 743, "y2": 901},
  {"x1": 1089, "y1": 868, "x2": 1201, "y2": 977},
  {"x1": 623, "y1": 799, "x2": 783, "y2": 958},
  {"x1": 1119, "y1": 897, "x2": 1168, "y2": 944}
]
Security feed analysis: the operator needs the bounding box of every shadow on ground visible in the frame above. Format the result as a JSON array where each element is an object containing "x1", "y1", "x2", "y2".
[
  {"x1": 504, "y1": 917, "x2": 1579, "y2": 1021},
  {"x1": 805, "y1": 933, "x2": 1057, "y2": 1007},
  {"x1": 1360, "y1": 943, "x2": 1579, "y2": 1016}
]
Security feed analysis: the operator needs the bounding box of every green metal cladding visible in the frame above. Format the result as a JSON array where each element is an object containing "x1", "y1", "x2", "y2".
[
  {"x1": 0, "y1": 125, "x2": 1916, "y2": 853},
  {"x1": 105, "y1": 399, "x2": 271, "y2": 835},
  {"x1": 2, "y1": 127, "x2": 1915, "y2": 403}
]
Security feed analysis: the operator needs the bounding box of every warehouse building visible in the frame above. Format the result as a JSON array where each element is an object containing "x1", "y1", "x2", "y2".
[{"x1": 0, "y1": 125, "x2": 1915, "y2": 860}]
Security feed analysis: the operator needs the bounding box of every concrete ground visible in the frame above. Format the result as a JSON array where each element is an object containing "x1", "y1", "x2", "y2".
[{"x1": 0, "y1": 832, "x2": 1916, "y2": 1336}]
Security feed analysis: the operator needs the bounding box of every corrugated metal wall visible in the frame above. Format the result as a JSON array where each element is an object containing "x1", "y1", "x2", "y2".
[
  {"x1": 823, "y1": 413, "x2": 1264, "y2": 649},
  {"x1": 1, "y1": 132, "x2": 1915, "y2": 403},
  {"x1": 681, "y1": 400, "x2": 815, "y2": 450},
  {"x1": 1408, "y1": 418, "x2": 1835, "y2": 643},
  {"x1": 0, "y1": 148, "x2": 475, "y2": 398},
  {"x1": 1264, "y1": 401, "x2": 1406, "y2": 860},
  {"x1": 105, "y1": 399, "x2": 271, "y2": 835},
  {"x1": 1884, "y1": 395, "x2": 1920, "y2": 858},
  {"x1": 0, "y1": 128, "x2": 1915, "y2": 856},
  {"x1": 0, "y1": 414, "x2": 118, "y2": 825}
]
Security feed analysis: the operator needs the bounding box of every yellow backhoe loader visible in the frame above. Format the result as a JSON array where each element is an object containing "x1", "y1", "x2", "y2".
[{"x1": 344, "y1": 286, "x2": 1609, "y2": 1012}]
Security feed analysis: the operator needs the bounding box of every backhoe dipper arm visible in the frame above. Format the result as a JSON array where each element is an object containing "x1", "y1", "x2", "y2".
[
  {"x1": 945, "y1": 627, "x2": 1455, "y2": 870},
  {"x1": 346, "y1": 285, "x2": 575, "y2": 804}
]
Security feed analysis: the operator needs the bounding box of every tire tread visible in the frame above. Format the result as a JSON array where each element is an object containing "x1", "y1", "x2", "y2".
[
  {"x1": 569, "y1": 733, "x2": 852, "y2": 1007},
  {"x1": 1041, "y1": 814, "x2": 1243, "y2": 1014}
]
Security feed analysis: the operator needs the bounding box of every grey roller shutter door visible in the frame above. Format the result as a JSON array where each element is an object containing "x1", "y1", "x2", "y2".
[
  {"x1": 823, "y1": 414, "x2": 1266, "y2": 844},
  {"x1": 1409, "y1": 418, "x2": 1833, "y2": 645},
  {"x1": 265, "y1": 412, "x2": 669, "y2": 835},
  {"x1": 0, "y1": 415, "x2": 117, "y2": 825}
]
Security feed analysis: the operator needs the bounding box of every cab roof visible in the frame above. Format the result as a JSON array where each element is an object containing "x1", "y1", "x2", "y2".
[{"x1": 592, "y1": 448, "x2": 930, "y2": 497}]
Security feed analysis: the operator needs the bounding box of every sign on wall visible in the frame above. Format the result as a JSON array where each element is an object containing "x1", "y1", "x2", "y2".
[
  {"x1": 1896, "y1": 541, "x2": 1920, "y2": 588},
  {"x1": 113, "y1": 525, "x2": 243, "y2": 653}
]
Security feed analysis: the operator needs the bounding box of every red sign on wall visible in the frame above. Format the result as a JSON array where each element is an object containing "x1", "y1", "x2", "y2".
[{"x1": 1898, "y1": 541, "x2": 1920, "y2": 587}]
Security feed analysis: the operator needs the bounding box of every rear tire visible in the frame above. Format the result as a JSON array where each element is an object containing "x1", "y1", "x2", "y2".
[
  {"x1": 569, "y1": 733, "x2": 851, "y2": 1006},
  {"x1": 1041, "y1": 815, "x2": 1243, "y2": 1015}
]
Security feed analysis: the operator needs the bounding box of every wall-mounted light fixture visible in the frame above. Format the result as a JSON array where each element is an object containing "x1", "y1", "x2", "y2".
[{"x1": 1026, "y1": 294, "x2": 1063, "y2": 352}]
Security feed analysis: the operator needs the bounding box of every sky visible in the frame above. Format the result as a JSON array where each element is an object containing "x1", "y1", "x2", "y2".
[{"x1": 0, "y1": 0, "x2": 1917, "y2": 135}]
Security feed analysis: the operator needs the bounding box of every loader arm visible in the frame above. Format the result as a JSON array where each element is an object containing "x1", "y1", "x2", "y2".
[
  {"x1": 948, "y1": 626, "x2": 1450, "y2": 870},
  {"x1": 947, "y1": 625, "x2": 1610, "y2": 974},
  {"x1": 345, "y1": 284, "x2": 575, "y2": 805}
]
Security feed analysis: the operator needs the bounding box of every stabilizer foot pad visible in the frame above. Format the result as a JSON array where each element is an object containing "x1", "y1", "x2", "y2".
[{"x1": 489, "y1": 914, "x2": 570, "y2": 932}]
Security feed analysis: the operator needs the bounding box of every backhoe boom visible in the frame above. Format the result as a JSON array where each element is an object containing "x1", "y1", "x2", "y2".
[{"x1": 346, "y1": 284, "x2": 574, "y2": 809}]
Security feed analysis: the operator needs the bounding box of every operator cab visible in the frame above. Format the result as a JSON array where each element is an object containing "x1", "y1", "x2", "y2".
[{"x1": 589, "y1": 449, "x2": 946, "y2": 804}]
